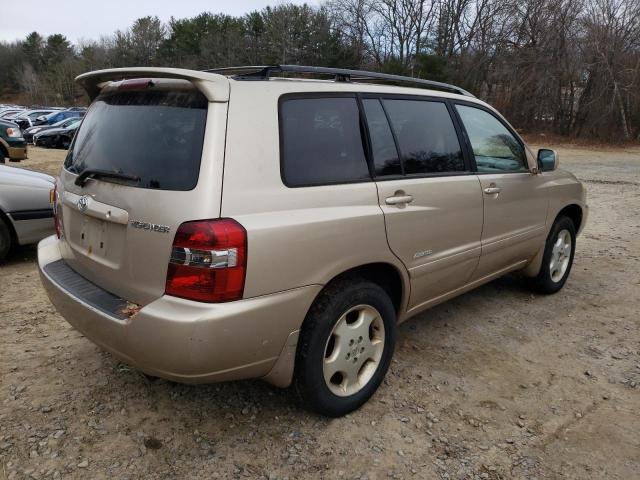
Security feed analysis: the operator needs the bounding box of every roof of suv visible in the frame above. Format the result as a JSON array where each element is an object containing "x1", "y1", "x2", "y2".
[
  {"x1": 206, "y1": 65, "x2": 474, "y2": 97},
  {"x1": 75, "y1": 65, "x2": 477, "y2": 103}
]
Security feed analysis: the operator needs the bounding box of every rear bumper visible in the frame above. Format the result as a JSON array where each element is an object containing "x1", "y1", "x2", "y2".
[{"x1": 37, "y1": 235, "x2": 320, "y2": 385}]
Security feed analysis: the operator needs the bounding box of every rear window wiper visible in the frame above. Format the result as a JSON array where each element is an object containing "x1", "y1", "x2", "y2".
[{"x1": 75, "y1": 168, "x2": 140, "y2": 187}]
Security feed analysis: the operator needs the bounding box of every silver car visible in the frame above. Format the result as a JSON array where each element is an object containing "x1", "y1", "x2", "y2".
[{"x1": 0, "y1": 165, "x2": 55, "y2": 261}]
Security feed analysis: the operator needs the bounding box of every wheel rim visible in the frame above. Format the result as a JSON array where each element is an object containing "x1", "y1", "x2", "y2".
[
  {"x1": 323, "y1": 304, "x2": 385, "y2": 397},
  {"x1": 550, "y1": 229, "x2": 572, "y2": 282}
]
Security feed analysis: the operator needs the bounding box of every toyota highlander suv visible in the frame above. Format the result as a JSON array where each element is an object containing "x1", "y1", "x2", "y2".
[{"x1": 38, "y1": 66, "x2": 587, "y2": 416}]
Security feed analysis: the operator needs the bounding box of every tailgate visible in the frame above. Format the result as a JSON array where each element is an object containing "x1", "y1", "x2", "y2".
[{"x1": 55, "y1": 69, "x2": 229, "y2": 305}]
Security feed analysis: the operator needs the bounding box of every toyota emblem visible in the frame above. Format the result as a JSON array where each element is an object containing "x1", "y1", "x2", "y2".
[{"x1": 77, "y1": 195, "x2": 89, "y2": 212}]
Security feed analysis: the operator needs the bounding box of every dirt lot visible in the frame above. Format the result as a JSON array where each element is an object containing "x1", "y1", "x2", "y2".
[{"x1": 1, "y1": 144, "x2": 639, "y2": 480}]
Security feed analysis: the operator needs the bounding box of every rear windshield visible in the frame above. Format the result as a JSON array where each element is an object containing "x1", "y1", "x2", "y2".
[{"x1": 65, "y1": 88, "x2": 208, "y2": 190}]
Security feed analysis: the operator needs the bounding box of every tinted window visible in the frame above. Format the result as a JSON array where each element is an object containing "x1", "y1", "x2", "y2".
[
  {"x1": 382, "y1": 100, "x2": 465, "y2": 174},
  {"x1": 65, "y1": 89, "x2": 208, "y2": 190},
  {"x1": 456, "y1": 105, "x2": 526, "y2": 173},
  {"x1": 280, "y1": 97, "x2": 370, "y2": 187},
  {"x1": 362, "y1": 99, "x2": 401, "y2": 176}
]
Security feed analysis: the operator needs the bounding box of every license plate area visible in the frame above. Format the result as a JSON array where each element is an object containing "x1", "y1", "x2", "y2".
[
  {"x1": 65, "y1": 209, "x2": 126, "y2": 268},
  {"x1": 80, "y1": 216, "x2": 107, "y2": 256}
]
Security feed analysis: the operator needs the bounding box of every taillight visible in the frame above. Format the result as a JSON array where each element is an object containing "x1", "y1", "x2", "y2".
[
  {"x1": 165, "y1": 219, "x2": 247, "y2": 303},
  {"x1": 51, "y1": 186, "x2": 61, "y2": 239}
]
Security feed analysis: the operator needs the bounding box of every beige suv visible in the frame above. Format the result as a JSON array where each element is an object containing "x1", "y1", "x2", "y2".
[{"x1": 38, "y1": 65, "x2": 587, "y2": 416}]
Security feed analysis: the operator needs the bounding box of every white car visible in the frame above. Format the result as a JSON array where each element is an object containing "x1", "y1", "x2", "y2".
[{"x1": 0, "y1": 165, "x2": 55, "y2": 261}]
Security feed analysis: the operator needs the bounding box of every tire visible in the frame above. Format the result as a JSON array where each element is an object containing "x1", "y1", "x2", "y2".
[
  {"x1": 293, "y1": 276, "x2": 396, "y2": 417},
  {"x1": 529, "y1": 216, "x2": 576, "y2": 294},
  {"x1": 0, "y1": 218, "x2": 12, "y2": 262}
]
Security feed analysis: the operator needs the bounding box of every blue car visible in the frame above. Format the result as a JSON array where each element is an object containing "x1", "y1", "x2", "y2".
[{"x1": 33, "y1": 109, "x2": 85, "y2": 126}]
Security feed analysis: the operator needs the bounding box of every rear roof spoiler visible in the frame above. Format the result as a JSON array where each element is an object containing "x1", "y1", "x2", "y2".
[{"x1": 75, "y1": 67, "x2": 230, "y2": 102}]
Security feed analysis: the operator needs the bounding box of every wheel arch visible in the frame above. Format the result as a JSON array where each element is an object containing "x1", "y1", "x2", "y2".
[
  {"x1": 317, "y1": 262, "x2": 408, "y2": 318},
  {"x1": 556, "y1": 204, "x2": 583, "y2": 233},
  {"x1": 522, "y1": 203, "x2": 583, "y2": 278},
  {"x1": 0, "y1": 139, "x2": 8, "y2": 159},
  {"x1": 0, "y1": 207, "x2": 17, "y2": 250}
]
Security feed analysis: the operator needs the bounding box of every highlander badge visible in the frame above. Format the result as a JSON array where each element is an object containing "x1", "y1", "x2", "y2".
[{"x1": 129, "y1": 220, "x2": 170, "y2": 234}]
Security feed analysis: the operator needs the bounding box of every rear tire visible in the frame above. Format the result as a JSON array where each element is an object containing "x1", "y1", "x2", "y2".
[
  {"x1": 294, "y1": 276, "x2": 396, "y2": 417},
  {"x1": 529, "y1": 216, "x2": 576, "y2": 294},
  {"x1": 0, "y1": 218, "x2": 12, "y2": 262}
]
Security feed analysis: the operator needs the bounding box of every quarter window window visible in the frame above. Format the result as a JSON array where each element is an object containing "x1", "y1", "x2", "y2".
[
  {"x1": 280, "y1": 97, "x2": 370, "y2": 187},
  {"x1": 456, "y1": 105, "x2": 527, "y2": 173},
  {"x1": 382, "y1": 99, "x2": 465, "y2": 174}
]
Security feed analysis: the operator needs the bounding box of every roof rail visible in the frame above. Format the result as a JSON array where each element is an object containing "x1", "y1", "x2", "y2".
[{"x1": 203, "y1": 64, "x2": 474, "y2": 97}]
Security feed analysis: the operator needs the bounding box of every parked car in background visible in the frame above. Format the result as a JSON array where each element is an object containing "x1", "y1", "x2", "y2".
[
  {"x1": 24, "y1": 117, "x2": 81, "y2": 143},
  {"x1": 0, "y1": 119, "x2": 27, "y2": 163},
  {"x1": 0, "y1": 164, "x2": 54, "y2": 261},
  {"x1": 0, "y1": 109, "x2": 26, "y2": 120},
  {"x1": 33, "y1": 109, "x2": 86, "y2": 126},
  {"x1": 38, "y1": 66, "x2": 588, "y2": 417},
  {"x1": 14, "y1": 109, "x2": 59, "y2": 130},
  {"x1": 33, "y1": 120, "x2": 81, "y2": 149}
]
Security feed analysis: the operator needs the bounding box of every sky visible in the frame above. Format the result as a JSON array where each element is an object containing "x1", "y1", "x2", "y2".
[{"x1": 0, "y1": 0, "x2": 320, "y2": 44}]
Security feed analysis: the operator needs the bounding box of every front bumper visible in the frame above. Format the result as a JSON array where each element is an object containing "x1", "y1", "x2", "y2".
[
  {"x1": 11, "y1": 215, "x2": 54, "y2": 245},
  {"x1": 7, "y1": 142, "x2": 27, "y2": 161},
  {"x1": 37, "y1": 236, "x2": 320, "y2": 385}
]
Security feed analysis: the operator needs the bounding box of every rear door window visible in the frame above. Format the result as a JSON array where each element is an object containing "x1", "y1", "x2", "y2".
[
  {"x1": 382, "y1": 99, "x2": 465, "y2": 175},
  {"x1": 65, "y1": 88, "x2": 208, "y2": 190},
  {"x1": 280, "y1": 96, "x2": 371, "y2": 187}
]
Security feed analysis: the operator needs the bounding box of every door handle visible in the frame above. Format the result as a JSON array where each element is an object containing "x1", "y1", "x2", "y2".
[
  {"x1": 483, "y1": 186, "x2": 502, "y2": 195},
  {"x1": 385, "y1": 194, "x2": 414, "y2": 205}
]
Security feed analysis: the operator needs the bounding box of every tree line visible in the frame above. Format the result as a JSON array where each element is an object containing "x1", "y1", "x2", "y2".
[{"x1": 0, "y1": 0, "x2": 638, "y2": 140}]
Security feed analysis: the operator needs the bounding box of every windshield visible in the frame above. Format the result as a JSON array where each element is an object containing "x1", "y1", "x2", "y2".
[
  {"x1": 54, "y1": 118, "x2": 80, "y2": 128},
  {"x1": 64, "y1": 88, "x2": 208, "y2": 191}
]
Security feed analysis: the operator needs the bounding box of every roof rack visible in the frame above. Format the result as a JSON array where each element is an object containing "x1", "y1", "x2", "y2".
[{"x1": 203, "y1": 65, "x2": 474, "y2": 97}]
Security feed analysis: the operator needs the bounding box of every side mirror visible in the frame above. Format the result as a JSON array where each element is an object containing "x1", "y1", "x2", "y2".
[{"x1": 537, "y1": 148, "x2": 559, "y2": 172}]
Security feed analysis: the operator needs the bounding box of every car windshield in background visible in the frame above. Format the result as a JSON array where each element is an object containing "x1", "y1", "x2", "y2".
[
  {"x1": 52, "y1": 118, "x2": 77, "y2": 128},
  {"x1": 64, "y1": 89, "x2": 208, "y2": 190},
  {"x1": 63, "y1": 119, "x2": 81, "y2": 128}
]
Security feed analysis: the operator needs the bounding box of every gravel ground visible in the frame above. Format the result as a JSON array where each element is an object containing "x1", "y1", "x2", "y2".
[{"x1": 1, "y1": 144, "x2": 639, "y2": 480}]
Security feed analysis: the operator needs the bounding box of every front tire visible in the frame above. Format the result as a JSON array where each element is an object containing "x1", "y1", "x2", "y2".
[
  {"x1": 529, "y1": 216, "x2": 576, "y2": 294},
  {"x1": 294, "y1": 277, "x2": 396, "y2": 417}
]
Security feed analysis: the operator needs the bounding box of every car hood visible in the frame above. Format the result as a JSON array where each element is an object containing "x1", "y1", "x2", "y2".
[
  {"x1": 36, "y1": 127, "x2": 67, "y2": 136},
  {"x1": 0, "y1": 165, "x2": 55, "y2": 188},
  {"x1": 0, "y1": 119, "x2": 19, "y2": 129},
  {"x1": 25, "y1": 125, "x2": 53, "y2": 134}
]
